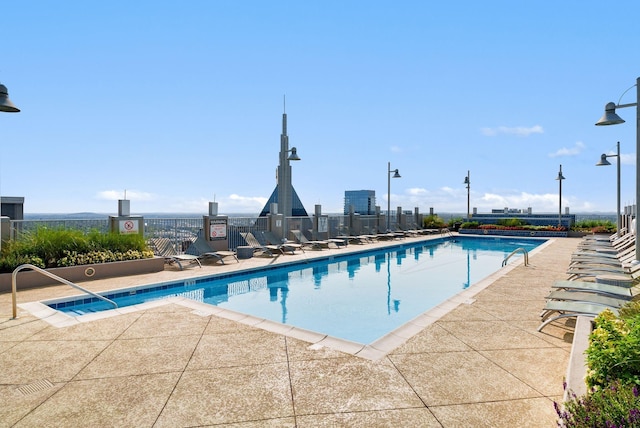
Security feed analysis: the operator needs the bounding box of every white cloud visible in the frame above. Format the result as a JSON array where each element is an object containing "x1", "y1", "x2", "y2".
[
  {"x1": 481, "y1": 125, "x2": 544, "y2": 137},
  {"x1": 224, "y1": 194, "x2": 269, "y2": 212},
  {"x1": 620, "y1": 153, "x2": 635, "y2": 166},
  {"x1": 163, "y1": 194, "x2": 268, "y2": 214},
  {"x1": 389, "y1": 188, "x2": 585, "y2": 215},
  {"x1": 548, "y1": 141, "x2": 585, "y2": 158},
  {"x1": 96, "y1": 190, "x2": 155, "y2": 201},
  {"x1": 407, "y1": 187, "x2": 427, "y2": 196}
]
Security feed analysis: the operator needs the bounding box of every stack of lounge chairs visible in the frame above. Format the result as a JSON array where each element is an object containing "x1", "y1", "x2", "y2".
[
  {"x1": 149, "y1": 237, "x2": 202, "y2": 270},
  {"x1": 538, "y1": 230, "x2": 638, "y2": 332},
  {"x1": 260, "y1": 231, "x2": 305, "y2": 254},
  {"x1": 291, "y1": 229, "x2": 343, "y2": 250},
  {"x1": 184, "y1": 236, "x2": 239, "y2": 264},
  {"x1": 240, "y1": 232, "x2": 304, "y2": 256}
]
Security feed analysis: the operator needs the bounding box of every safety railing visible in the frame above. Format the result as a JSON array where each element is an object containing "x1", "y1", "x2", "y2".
[
  {"x1": 441, "y1": 228, "x2": 455, "y2": 238},
  {"x1": 502, "y1": 247, "x2": 529, "y2": 267},
  {"x1": 9, "y1": 215, "x2": 417, "y2": 253},
  {"x1": 11, "y1": 263, "x2": 118, "y2": 319}
]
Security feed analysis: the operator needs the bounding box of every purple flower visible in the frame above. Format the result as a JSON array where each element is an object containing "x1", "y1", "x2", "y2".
[{"x1": 634, "y1": 385, "x2": 639, "y2": 398}]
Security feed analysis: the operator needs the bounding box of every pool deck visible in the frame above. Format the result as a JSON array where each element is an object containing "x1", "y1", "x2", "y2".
[{"x1": 0, "y1": 234, "x2": 581, "y2": 427}]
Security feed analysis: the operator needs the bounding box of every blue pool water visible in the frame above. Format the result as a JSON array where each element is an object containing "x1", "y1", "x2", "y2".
[{"x1": 48, "y1": 236, "x2": 544, "y2": 344}]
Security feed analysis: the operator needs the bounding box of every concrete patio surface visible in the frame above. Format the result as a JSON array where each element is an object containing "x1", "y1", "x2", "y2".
[{"x1": 0, "y1": 234, "x2": 581, "y2": 427}]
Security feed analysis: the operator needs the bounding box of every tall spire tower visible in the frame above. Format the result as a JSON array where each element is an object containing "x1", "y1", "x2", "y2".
[
  {"x1": 277, "y1": 105, "x2": 292, "y2": 218},
  {"x1": 259, "y1": 100, "x2": 308, "y2": 220}
]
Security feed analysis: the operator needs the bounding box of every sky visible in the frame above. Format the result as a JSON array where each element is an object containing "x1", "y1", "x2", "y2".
[{"x1": 2, "y1": 1, "x2": 640, "y2": 216}]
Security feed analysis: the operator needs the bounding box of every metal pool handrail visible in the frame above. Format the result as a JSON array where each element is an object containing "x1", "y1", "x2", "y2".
[
  {"x1": 11, "y1": 263, "x2": 118, "y2": 319},
  {"x1": 502, "y1": 248, "x2": 529, "y2": 267}
]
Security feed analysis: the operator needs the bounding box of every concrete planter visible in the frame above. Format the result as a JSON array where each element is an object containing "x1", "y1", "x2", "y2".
[
  {"x1": 567, "y1": 231, "x2": 591, "y2": 238},
  {"x1": 564, "y1": 316, "x2": 592, "y2": 399},
  {"x1": 458, "y1": 229, "x2": 568, "y2": 237},
  {"x1": 0, "y1": 257, "x2": 165, "y2": 293}
]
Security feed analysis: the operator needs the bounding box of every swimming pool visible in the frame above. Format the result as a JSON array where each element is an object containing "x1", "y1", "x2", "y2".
[{"x1": 44, "y1": 236, "x2": 545, "y2": 344}]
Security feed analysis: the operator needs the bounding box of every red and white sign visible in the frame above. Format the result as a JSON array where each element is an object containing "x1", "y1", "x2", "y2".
[
  {"x1": 119, "y1": 219, "x2": 139, "y2": 234},
  {"x1": 210, "y1": 219, "x2": 227, "y2": 240}
]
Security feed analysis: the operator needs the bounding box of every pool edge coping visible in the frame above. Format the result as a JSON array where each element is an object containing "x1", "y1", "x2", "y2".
[{"x1": 18, "y1": 236, "x2": 554, "y2": 361}]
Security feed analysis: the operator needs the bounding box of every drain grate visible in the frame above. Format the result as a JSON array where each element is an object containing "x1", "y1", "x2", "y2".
[{"x1": 18, "y1": 379, "x2": 54, "y2": 396}]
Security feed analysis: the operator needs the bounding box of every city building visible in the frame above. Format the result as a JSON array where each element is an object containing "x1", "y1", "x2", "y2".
[
  {"x1": 343, "y1": 190, "x2": 376, "y2": 215},
  {"x1": 259, "y1": 109, "x2": 309, "y2": 218}
]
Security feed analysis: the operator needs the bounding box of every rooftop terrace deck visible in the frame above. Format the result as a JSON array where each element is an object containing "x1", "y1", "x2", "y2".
[{"x1": 0, "y1": 234, "x2": 580, "y2": 427}]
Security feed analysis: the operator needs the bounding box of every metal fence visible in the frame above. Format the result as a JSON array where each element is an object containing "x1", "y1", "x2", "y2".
[{"x1": 8, "y1": 213, "x2": 620, "y2": 255}]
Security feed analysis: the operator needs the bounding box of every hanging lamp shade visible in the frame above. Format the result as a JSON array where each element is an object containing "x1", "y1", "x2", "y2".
[
  {"x1": 596, "y1": 154, "x2": 612, "y2": 166},
  {"x1": 287, "y1": 147, "x2": 301, "y2": 161},
  {"x1": 0, "y1": 84, "x2": 19, "y2": 113},
  {"x1": 595, "y1": 102, "x2": 624, "y2": 126}
]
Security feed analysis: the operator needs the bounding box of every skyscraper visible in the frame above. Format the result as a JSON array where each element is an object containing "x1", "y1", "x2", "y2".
[{"x1": 344, "y1": 190, "x2": 376, "y2": 215}]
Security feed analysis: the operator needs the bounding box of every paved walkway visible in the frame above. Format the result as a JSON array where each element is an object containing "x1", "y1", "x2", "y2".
[{"x1": 0, "y1": 235, "x2": 581, "y2": 427}]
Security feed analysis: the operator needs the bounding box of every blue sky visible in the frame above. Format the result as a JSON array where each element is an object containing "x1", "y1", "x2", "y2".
[{"x1": 2, "y1": 1, "x2": 640, "y2": 215}]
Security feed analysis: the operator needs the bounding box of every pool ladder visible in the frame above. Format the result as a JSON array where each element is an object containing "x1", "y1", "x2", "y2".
[
  {"x1": 11, "y1": 263, "x2": 118, "y2": 319},
  {"x1": 502, "y1": 248, "x2": 529, "y2": 267},
  {"x1": 441, "y1": 228, "x2": 454, "y2": 238}
]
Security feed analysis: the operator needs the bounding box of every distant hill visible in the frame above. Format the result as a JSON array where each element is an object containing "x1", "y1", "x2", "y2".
[{"x1": 23, "y1": 211, "x2": 616, "y2": 221}]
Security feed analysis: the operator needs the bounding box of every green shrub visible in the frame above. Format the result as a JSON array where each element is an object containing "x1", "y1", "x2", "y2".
[
  {"x1": 557, "y1": 303, "x2": 640, "y2": 426},
  {"x1": 0, "y1": 227, "x2": 153, "y2": 273},
  {"x1": 572, "y1": 219, "x2": 617, "y2": 233},
  {"x1": 423, "y1": 215, "x2": 446, "y2": 229},
  {"x1": 496, "y1": 218, "x2": 526, "y2": 227},
  {"x1": 585, "y1": 309, "x2": 640, "y2": 388},
  {"x1": 460, "y1": 221, "x2": 479, "y2": 229},
  {"x1": 447, "y1": 217, "x2": 464, "y2": 227},
  {"x1": 557, "y1": 380, "x2": 640, "y2": 427},
  {"x1": 620, "y1": 300, "x2": 640, "y2": 320}
]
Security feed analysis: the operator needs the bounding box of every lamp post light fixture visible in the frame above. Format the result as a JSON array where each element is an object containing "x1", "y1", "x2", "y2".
[
  {"x1": 595, "y1": 141, "x2": 622, "y2": 237},
  {"x1": 387, "y1": 162, "x2": 401, "y2": 231},
  {"x1": 595, "y1": 77, "x2": 639, "y2": 262},
  {"x1": 2, "y1": 83, "x2": 19, "y2": 319},
  {"x1": 0, "y1": 84, "x2": 20, "y2": 113},
  {"x1": 556, "y1": 165, "x2": 565, "y2": 229},
  {"x1": 596, "y1": 77, "x2": 640, "y2": 262},
  {"x1": 463, "y1": 171, "x2": 470, "y2": 220}
]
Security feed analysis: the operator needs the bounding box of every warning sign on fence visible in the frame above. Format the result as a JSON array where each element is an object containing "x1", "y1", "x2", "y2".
[
  {"x1": 210, "y1": 218, "x2": 227, "y2": 240},
  {"x1": 119, "y1": 219, "x2": 139, "y2": 234}
]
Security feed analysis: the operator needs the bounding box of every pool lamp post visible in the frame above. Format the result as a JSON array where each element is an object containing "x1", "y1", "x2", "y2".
[
  {"x1": 464, "y1": 171, "x2": 470, "y2": 220},
  {"x1": 0, "y1": 83, "x2": 19, "y2": 244},
  {"x1": 0, "y1": 84, "x2": 20, "y2": 113},
  {"x1": 387, "y1": 162, "x2": 401, "y2": 231},
  {"x1": 595, "y1": 77, "x2": 639, "y2": 262},
  {"x1": 595, "y1": 141, "x2": 622, "y2": 237},
  {"x1": 556, "y1": 165, "x2": 565, "y2": 228},
  {"x1": 0, "y1": 84, "x2": 19, "y2": 220},
  {"x1": 2, "y1": 83, "x2": 20, "y2": 319}
]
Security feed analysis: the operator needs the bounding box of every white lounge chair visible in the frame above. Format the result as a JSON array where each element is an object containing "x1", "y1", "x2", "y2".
[
  {"x1": 185, "y1": 236, "x2": 238, "y2": 264},
  {"x1": 239, "y1": 232, "x2": 279, "y2": 257},
  {"x1": 291, "y1": 229, "x2": 336, "y2": 250},
  {"x1": 149, "y1": 237, "x2": 202, "y2": 270},
  {"x1": 537, "y1": 300, "x2": 619, "y2": 332},
  {"x1": 550, "y1": 280, "x2": 634, "y2": 299},
  {"x1": 260, "y1": 231, "x2": 304, "y2": 254}
]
